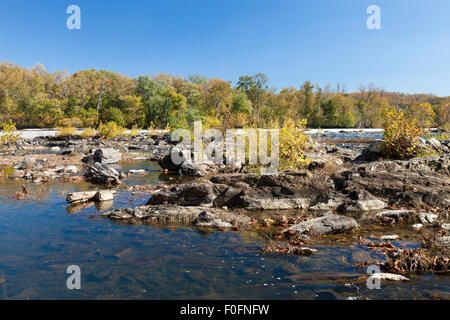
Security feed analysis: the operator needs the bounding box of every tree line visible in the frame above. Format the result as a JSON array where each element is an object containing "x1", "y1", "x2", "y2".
[{"x1": 0, "y1": 62, "x2": 448, "y2": 130}]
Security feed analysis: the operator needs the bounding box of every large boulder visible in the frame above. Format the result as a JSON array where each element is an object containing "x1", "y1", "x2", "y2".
[
  {"x1": 338, "y1": 189, "x2": 387, "y2": 213},
  {"x1": 340, "y1": 159, "x2": 450, "y2": 209},
  {"x1": 211, "y1": 171, "x2": 333, "y2": 210},
  {"x1": 85, "y1": 163, "x2": 121, "y2": 187},
  {"x1": 353, "y1": 141, "x2": 384, "y2": 162},
  {"x1": 82, "y1": 148, "x2": 122, "y2": 164},
  {"x1": 147, "y1": 182, "x2": 219, "y2": 207}
]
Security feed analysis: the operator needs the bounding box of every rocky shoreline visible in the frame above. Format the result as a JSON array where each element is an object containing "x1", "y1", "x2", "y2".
[{"x1": 1, "y1": 132, "x2": 449, "y2": 275}]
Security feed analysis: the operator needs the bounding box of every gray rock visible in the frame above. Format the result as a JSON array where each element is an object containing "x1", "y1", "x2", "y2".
[
  {"x1": 85, "y1": 163, "x2": 121, "y2": 187},
  {"x1": 128, "y1": 169, "x2": 148, "y2": 176},
  {"x1": 180, "y1": 161, "x2": 206, "y2": 177},
  {"x1": 56, "y1": 165, "x2": 78, "y2": 174},
  {"x1": 66, "y1": 190, "x2": 115, "y2": 203},
  {"x1": 59, "y1": 148, "x2": 74, "y2": 155},
  {"x1": 338, "y1": 190, "x2": 386, "y2": 213},
  {"x1": 92, "y1": 190, "x2": 115, "y2": 202},
  {"x1": 284, "y1": 212, "x2": 358, "y2": 236},
  {"x1": 418, "y1": 212, "x2": 438, "y2": 224},
  {"x1": 82, "y1": 148, "x2": 122, "y2": 164},
  {"x1": 103, "y1": 205, "x2": 251, "y2": 227},
  {"x1": 93, "y1": 148, "x2": 122, "y2": 164},
  {"x1": 148, "y1": 182, "x2": 216, "y2": 207},
  {"x1": 376, "y1": 210, "x2": 416, "y2": 221},
  {"x1": 353, "y1": 142, "x2": 384, "y2": 162},
  {"x1": 380, "y1": 235, "x2": 399, "y2": 241},
  {"x1": 441, "y1": 223, "x2": 450, "y2": 231},
  {"x1": 436, "y1": 236, "x2": 450, "y2": 248},
  {"x1": 195, "y1": 211, "x2": 232, "y2": 228},
  {"x1": 14, "y1": 157, "x2": 36, "y2": 169},
  {"x1": 427, "y1": 138, "x2": 442, "y2": 152},
  {"x1": 368, "y1": 273, "x2": 409, "y2": 281}
]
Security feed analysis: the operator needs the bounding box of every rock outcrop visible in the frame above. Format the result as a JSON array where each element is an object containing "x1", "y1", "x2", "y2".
[
  {"x1": 82, "y1": 148, "x2": 122, "y2": 164},
  {"x1": 85, "y1": 163, "x2": 121, "y2": 187},
  {"x1": 283, "y1": 212, "x2": 358, "y2": 237},
  {"x1": 103, "y1": 205, "x2": 251, "y2": 227}
]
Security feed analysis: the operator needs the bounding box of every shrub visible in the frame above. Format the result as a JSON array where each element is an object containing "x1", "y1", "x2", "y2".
[
  {"x1": 0, "y1": 120, "x2": 20, "y2": 145},
  {"x1": 382, "y1": 108, "x2": 423, "y2": 160},
  {"x1": 81, "y1": 127, "x2": 96, "y2": 138},
  {"x1": 100, "y1": 107, "x2": 126, "y2": 127},
  {"x1": 58, "y1": 117, "x2": 83, "y2": 128},
  {"x1": 279, "y1": 119, "x2": 310, "y2": 170},
  {"x1": 57, "y1": 126, "x2": 77, "y2": 137},
  {"x1": 129, "y1": 126, "x2": 139, "y2": 137},
  {"x1": 97, "y1": 121, "x2": 126, "y2": 139}
]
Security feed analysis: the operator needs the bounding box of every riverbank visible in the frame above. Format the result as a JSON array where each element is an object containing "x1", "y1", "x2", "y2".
[{"x1": 0, "y1": 129, "x2": 448, "y2": 299}]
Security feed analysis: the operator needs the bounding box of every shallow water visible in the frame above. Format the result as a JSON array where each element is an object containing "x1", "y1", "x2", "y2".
[{"x1": 0, "y1": 162, "x2": 448, "y2": 300}]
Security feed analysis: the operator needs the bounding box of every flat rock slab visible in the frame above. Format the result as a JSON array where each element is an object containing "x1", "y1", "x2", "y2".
[
  {"x1": 103, "y1": 205, "x2": 251, "y2": 227},
  {"x1": 369, "y1": 273, "x2": 410, "y2": 281},
  {"x1": 284, "y1": 212, "x2": 358, "y2": 236},
  {"x1": 380, "y1": 235, "x2": 400, "y2": 241},
  {"x1": 82, "y1": 148, "x2": 122, "y2": 164},
  {"x1": 376, "y1": 210, "x2": 416, "y2": 220},
  {"x1": 66, "y1": 190, "x2": 116, "y2": 203}
]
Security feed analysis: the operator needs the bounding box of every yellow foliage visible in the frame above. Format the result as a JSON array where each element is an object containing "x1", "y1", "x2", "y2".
[
  {"x1": 203, "y1": 115, "x2": 222, "y2": 130},
  {"x1": 97, "y1": 122, "x2": 126, "y2": 139},
  {"x1": 129, "y1": 127, "x2": 139, "y2": 136},
  {"x1": 0, "y1": 120, "x2": 20, "y2": 145},
  {"x1": 279, "y1": 119, "x2": 310, "y2": 170},
  {"x1": 80, "y1": 127, "x2": 96, "y2": 138},
  {"x1": 57, "y1": 126, "x2": 77, "y2": 136},
  {"x1": 406, "y1": 103, "x2": 436, "y2": 128},
  {"x1": 58, "y1": 117, "x2": 83, "y2": 128},
  {"x1": 382, "y1": 108, "x2": 423, "y2": 159}
]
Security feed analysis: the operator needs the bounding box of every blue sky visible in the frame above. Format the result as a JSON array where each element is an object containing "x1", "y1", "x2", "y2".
[{"x1": 1, "y1": 0, "x2": 449, "y2": 96}]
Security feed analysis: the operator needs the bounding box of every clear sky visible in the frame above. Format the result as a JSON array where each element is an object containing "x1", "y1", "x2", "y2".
[{"x1": 1, "y1": 0, "x2": 449, "y2": 96}]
